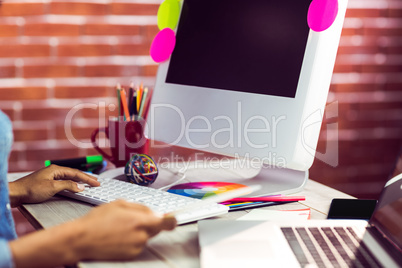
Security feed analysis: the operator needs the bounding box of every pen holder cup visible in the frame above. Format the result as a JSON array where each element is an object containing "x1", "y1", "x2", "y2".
[{"x1": 91, "y1": 117, "x2": 149, "y2": 168}]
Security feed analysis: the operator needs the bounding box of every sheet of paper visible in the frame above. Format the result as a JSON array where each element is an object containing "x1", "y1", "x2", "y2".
[{"x1": 237, "y1": 208, "x2": 311, "y2": 221}]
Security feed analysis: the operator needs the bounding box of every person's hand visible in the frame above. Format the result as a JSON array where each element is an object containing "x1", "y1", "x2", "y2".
[
  {"x1": 9, "y1": 200, "x2": 177, "y2": 268},
  {"x1": 8, "y1": 164, "x2": 100, "y2": 207},
  {"x1": 71, "y1": 200, "x2": 177, "y2": 261}
]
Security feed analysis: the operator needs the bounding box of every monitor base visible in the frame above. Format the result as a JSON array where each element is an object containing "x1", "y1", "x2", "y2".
[
  {"x1": 101, "y1": 162, "x2": 308, "y2": 197},
  {"x1": 155, "y1": 162, "x2": 308, "y2": 197},
  {"x1": 226, "y1": 164, "x2": 308, "y2": 197}
]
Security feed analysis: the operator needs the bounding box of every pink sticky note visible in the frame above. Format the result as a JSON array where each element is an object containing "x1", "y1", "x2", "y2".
[
  {"x1": 150, "y1": 28, "x2": 176, "y2": 63},
  {"x1": 307, "y1": 0, "x2": 338, "y2": 32}
]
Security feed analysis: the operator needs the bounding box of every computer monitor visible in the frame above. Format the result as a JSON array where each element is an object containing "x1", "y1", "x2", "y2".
[{"x1": 148, "y1": 0, "x2": 347, "y2": 195}]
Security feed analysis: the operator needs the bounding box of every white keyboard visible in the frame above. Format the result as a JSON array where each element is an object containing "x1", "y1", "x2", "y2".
[{"x1": 58, "y1": 178, "x2": 229, "y2": 225}]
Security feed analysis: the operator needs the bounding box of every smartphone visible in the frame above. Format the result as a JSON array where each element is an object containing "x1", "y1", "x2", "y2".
[{"x1": 327, "y1": 198, "x2": 377, "y2": 220}]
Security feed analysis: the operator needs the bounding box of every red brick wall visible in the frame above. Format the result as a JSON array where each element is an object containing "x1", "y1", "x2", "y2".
[
  {"x1": 309, "y1": 0, "x2": 402, "y2": 198},
  {"x1": 1, "y1": 0, "x2": 401, "y2": 199},
  {"x1": 0, "y1": 0, "x2": 160, "y2": 171}
]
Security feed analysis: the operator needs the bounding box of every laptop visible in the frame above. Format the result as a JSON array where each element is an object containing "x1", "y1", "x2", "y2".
[{"x1": 198, "y1": 173, "x2": 402, "y2": 267}]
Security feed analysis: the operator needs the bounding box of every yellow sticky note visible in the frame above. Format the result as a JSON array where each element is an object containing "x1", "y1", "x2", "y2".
[{"x1": 157, "y1": 0, "x2": 181, "y2": 30}]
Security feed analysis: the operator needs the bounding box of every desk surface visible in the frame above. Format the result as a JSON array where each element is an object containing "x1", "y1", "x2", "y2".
[{"x1": 9, "y1": 166, "x2": 353, "y2": 268}]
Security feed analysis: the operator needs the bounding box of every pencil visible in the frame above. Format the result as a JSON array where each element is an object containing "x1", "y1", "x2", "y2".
[
  {"x1": 128, "y1": 82, "x2": 134, "y2": 118},
  {"x1": 228, "y1": 201, "x2": 293, "y2": 212},
  {"x1": 141, "y1": 89, "x2": 152, "y2": 119},
  {"x1": 138, "y1": 87, "x2": 148, "y2": 118},
  {"x1": 119, "y1": 89, "x2": 130, "y2": 121},
  {"x1": 137, "y1": 85, "x2": 143, "y2": 112},
  {"x1": 116, "y1": 83, "x2": 122, "y2": 120}
]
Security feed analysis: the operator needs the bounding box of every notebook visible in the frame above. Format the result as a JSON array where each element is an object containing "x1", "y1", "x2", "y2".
[{"x1": 198, "y1": 173, "x2": 402, "y2": 267}]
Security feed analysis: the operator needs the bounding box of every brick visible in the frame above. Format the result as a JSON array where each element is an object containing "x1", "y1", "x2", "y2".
[
  {"x1": 345, "y1": 8, "x2": 384, "y2": 18},
  {"x1": 361, "y1": 64, "x2": 402, "y2": 73},
  {"x1": 84, "y1": 65, "x2": 140, "y2": 77},
  {"x1": 358, "y1": 102, "x2": 402, "y2": 110},
  {"x1": 79, "y1": 106, "x2": 116, "y2": 119},
  {"x1": 13, "y1": 128, "x2": 49, "y2": 142},
  {"x1": 50, "y1": 2, "x2": 107, "y2": 15},
  {"x1": 23, "y1": 64, "x2": 79, "y2": 78},
  {"x1": 56, "y1": 125, "x2": 97, "y2": 140},
  {"x1": 0, "y1": 3, "x2": 45, "y2": 16},
  {"x1": 0, "y1": 44, "x2": 50, "y2": 58},
  {"x1": 54, "y1": 86, "x2": 113, "y2": 99},
  {"x1": 141, "y1": 25, "x2": 159, "y2": 40},
  {"x1": 110, "y1": 3, "x2": 159, "y2": 15},
  {"x1": 0, "y1": 109, "x2": 15, "y2": 121},
  {"x1": 83, "y1": 24, "x2": 141, "y2": 36},
  {"x1": 114, "y1": 43, "x2": 151, "y2": 56},
  {"x1": 388, "y1": 8, "x2": 402, "y2": 18},
  {"x1": 0, "y1": 24, "x2": 19, "y2": 37},
  {"x1": 331, "y1": 83, "x2": 385, "y2": 92},
  {"x1": 25, "y1": 147, "x2": 83, "y2": 162},
  {"x1": 387, "y1": 46, "x2": 402, "y2": 54},
  {"x1": 0, "y1": 87, "x2": 47, "y2": 100},
  {"x1": 337, "y1": 45, "x2": 383, "y2": 55},
  {"x1": 24, "y1": 23, "x2": 81, "y2": 36},
  {"x1": 363, "y1": 27, "x2": 402, "y2": 36},
  {"x1": 334, "y1": 62, "x2": 402, "y2": 73},
  {"x1": 57, "y1": 44, "x2": 112, "y2": 57},
  {"x1": 333, "y1": 64, "x2": 361, "y2": 73},
  {"x1": 0, "y1": 66, "x2": 16, "y2": 78},
  {"x1": 21, "y1": 107, "x2": 74, "y2": 121},
  {"x1": 339, "y1": 28, "x2": 361, "y2": 36},
  {"x1": 142, "y1": 64, "x2": 158, "y2": 76},
  {"x1": 385, "y1": 83, "x2": 402, "y2": 92}
]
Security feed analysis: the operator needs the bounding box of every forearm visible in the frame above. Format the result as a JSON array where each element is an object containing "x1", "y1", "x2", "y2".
[
  {"x1": 8, "y1": 181, "x2": 27, "y2": 207},
  {"x1": 8, "y1": 220, "x2": 85, "y2": 268}
]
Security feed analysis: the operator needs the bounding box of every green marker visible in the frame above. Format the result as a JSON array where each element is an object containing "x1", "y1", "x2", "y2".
[{"x1": 45, "y1": 155, "x2": 103, "y2": 169}]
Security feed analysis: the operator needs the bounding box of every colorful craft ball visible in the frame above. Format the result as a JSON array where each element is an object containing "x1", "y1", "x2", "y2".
[{"x1": 125, "y1": 154, "x2": 158, "y2": 186}]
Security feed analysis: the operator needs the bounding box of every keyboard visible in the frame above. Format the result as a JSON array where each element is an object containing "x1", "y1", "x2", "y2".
[
  {"x1": 281, "y1": 226, "x2": 381, "y2": 268},
  {"x1": 58, "y1": 178, "x2": 229, "y2": 225}
]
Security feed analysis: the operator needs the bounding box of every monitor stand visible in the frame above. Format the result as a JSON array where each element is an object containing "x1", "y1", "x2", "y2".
[
  {"x1": 102, "y1": 160, "x2": 308, "y2": 197},
  {"x1": 155, "y1": 161, "x2": 308, "y2": 197},
  {"x1": 225, "y1": 164, "x2": 308, "y2": 197}
]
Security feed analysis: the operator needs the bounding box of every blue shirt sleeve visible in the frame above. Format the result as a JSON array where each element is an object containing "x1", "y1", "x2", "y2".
[
  {"x1": 0, "y1": 111, "x2": 17, "y2": 268},
  {"x1": 0, "y1": 239, "x2": 14, "y2": 268}
]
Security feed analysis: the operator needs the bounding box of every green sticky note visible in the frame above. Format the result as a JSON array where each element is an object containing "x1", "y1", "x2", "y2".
[{"x1": 157, "y1": 0, "x2": 181, "y2": 30}]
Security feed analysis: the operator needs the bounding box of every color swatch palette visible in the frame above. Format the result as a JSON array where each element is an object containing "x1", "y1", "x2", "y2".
[{"x1": 167, "y1": 182, "x2": 248, "y2": 199}]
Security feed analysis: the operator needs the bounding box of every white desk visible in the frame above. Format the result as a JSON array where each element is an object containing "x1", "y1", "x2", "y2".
[{"x1": 9, "y1": 164, "x2": 353, "y2": 268}]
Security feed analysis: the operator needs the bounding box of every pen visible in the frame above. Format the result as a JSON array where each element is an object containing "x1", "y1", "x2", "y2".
[
  {"x1": 132, "y1": 90, "x2": 138, "y2": 119},
  {"x1": 226, "y1": 196, "x2": 305, "y2": 203},
  {"x1": 221, "y1": 194, "x2": 282, "y2": 205},
  {"x1": 228, "y1": 201, "x2": 294, "y2": 212},
  {"x1": 44, "y1": 155, "x2": 103, "y2": 169},
  {"x1": 165, "y1": 185, "x2": 261, "y2": 218}
]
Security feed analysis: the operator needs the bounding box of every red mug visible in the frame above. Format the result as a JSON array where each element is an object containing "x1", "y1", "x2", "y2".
[{"x1": 91, "y1": 117, "x2": 149, "y2": 167}]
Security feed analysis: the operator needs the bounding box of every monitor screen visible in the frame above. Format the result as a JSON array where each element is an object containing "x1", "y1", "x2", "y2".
[{"x1": 166, "y1": 0, "x2": 310, "y2": 98}]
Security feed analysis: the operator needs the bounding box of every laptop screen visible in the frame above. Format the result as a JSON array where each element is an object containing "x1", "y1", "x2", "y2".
[{"x1": 370, "y1": 173, "x2": 402, "y2": 252}]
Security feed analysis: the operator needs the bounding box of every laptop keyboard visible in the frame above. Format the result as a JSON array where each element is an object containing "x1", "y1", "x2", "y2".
[
  {"x1": 58, "y1": 178, "x2": 228, "y2": 225},
  {"x1": 281, "y1": 226, "x2": 382, "y2": 268}
]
